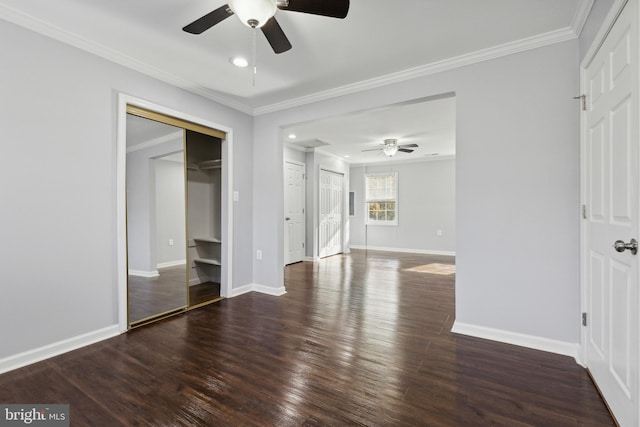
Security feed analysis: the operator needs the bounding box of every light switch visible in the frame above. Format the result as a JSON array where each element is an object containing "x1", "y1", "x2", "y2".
[{"x1": 233, "y1": 191, "x2": 239, "y2": 202}]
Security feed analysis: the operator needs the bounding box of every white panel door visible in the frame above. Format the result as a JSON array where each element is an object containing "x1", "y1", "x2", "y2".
[
  {"x1": 584, "y1": 2, "x2": 639, "y2": 426},
  {"x1": 319, "y1": 170, "x2": 344, "y2": 258},
  {"x1": 284, "y1": 161, "x2": 305, "y2": 265}
]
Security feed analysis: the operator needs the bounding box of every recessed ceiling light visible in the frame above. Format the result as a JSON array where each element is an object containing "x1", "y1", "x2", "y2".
[
  {"x1": 288, "y1": 133, "x2": 297, "y2": 139},
  {"x1": 230, "y1": 56, "x2": 249, "y2": 68},
  {"x1": 344, "y1": 155, "x2": 350, "y2": 158}
]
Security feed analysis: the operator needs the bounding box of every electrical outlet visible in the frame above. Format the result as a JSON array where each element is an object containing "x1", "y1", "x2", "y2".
[
  {"x1": 437, "y1": 229, "x2": 443, "y2": 237},
  {"x1": 256, "y1": 249, "x2": 262, "y2": 260}
]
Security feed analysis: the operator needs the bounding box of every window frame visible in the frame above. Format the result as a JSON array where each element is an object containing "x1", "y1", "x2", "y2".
[{"x1": 364, "y1": 172, "x2": 398, "y2": 226}]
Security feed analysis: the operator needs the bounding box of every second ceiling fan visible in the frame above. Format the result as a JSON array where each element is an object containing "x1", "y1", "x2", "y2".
[
  {"x1": 363, "y1": 139, "x2": 419, "y2": 157},
  {"x1": 183, "y1": 0, "x2": 350, "y2": 54}
]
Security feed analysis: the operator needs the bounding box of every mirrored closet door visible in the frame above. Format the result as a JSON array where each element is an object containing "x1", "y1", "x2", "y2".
[{"x1": 125, "y1": 106, "x2": 225, "y2": 328}]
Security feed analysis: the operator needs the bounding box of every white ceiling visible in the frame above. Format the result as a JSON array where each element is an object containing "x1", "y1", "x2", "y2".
[{"x1": 1, "y1": 0, "x2": 591, "y2": 164}]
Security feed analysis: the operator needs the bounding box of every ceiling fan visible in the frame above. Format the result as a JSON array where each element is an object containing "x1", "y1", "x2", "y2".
[
  {"x1": 363, "y1": 139, "x2": 419, "y2": 157},
  {"x1": 183, "y1": 0, "x2": 350, "y2": 54}
]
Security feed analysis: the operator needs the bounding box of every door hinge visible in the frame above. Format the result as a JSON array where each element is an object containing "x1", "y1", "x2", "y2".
[
  {"x1": 302, "y1": 208, "x2": 304, "y2": 214},
  {"x1": 582, "y1": 312, "x2": 588, "y2": 326},
  {"x1": 573, "y1": 94, "x2": 587, "y2": 111},
  {"x1": 581, "y1": 204, "x2": 587, "y2": 219},
  {"x1": 302, "y1": 242, "x2": 305, "y2": 248}
]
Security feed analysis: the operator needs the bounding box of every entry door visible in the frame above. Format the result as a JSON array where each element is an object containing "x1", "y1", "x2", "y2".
[
  {"x1": 284, "y1": 161, "x2": 305, "y2": 265},
  {"x1": 319, "y1": 170, "x2": 344, "y2": 258},
  {"x1": 584, "y1": 2, "x2": 639, "y2": 425}
]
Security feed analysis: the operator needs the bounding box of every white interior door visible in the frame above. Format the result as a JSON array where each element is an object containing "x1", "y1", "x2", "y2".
[
  {"x1": 284, "y1": 161, "x2": 305, "y2": 265},
  {"x1": 584, "y1": 2, "x2": 639, "y2": 425},
  {"x1": 319, "y1": 170, "x2": 344, "y2": 258}
]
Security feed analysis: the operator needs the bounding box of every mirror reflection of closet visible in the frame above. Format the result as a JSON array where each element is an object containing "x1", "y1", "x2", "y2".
[
  {"x1": 125, "y1": 107, "x2": 225, "y2": 328},
  {"x1": 126, "y1": 114, "x2": 187, "y2": 326}
]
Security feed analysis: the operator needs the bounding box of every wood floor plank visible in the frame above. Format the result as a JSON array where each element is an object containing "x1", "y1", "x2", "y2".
[{"x1": 0, "y1": 250, "x2": 613, "y2": 426}]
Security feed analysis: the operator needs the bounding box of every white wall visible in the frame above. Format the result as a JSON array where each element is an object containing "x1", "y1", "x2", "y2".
[
  {"x1": 283, "y1": 146, "x2": 306, "y2": 164},
  {"x1": 350, "y1": 158, "x2": 455, "y2": 254},
  {"x1": 254, "y1": 39, "x2": 580, "y2": 344},
  {"x1": 0, "y1": 19, "x2": 254, "y2": 362}
]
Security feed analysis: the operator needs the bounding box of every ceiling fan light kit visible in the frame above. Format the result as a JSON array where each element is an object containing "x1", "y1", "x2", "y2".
[
  {"x1": 383, "y1": 139, "x2": 399, "y2": 157},
  {"x1": 362, "y1": 139, "x2": 419, "y2": 158},
  {"x1": 183, "y1": 0, "x2": 350, "y2": 54},
  {"x1": 228, "y1": 0, "x2": 277, "y2": 28}
]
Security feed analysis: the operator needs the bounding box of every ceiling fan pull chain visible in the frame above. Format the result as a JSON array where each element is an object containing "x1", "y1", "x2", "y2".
[{"x1": 252, "y1": 26, "x2": 257, "y2": 87}]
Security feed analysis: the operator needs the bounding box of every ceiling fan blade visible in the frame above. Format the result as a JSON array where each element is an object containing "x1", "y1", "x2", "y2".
[
  {"x1": 398, "y1": 148, "x2": 415, "y2": 153},
  {"x1": 362, "y1": 148, "x2": 382, "y2": 152},
  {"x1": 279, "y1": 0, "x2": 350, "y2": 19},
  {"x1": 399, "y1": 143, "x2": 419, "y2": 148},
  {"x1": 183, "y1": 5, "x2": 234, "y2": 34},
  {"x1": 261, "y1": 17, "x2": 292, "y2": 54}
]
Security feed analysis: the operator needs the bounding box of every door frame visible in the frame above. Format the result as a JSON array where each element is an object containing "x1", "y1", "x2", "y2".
[
  {"x1": 116, "y1": 93, "x2": 234, "y2": 332},
  {"x1": 284, "y1": 159, "x2": 306, "y2": 265}
]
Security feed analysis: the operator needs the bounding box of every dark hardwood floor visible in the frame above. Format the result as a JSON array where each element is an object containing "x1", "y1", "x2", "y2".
[{"x1": 0, "y1": 250, "x2": 613, "y2": 426}]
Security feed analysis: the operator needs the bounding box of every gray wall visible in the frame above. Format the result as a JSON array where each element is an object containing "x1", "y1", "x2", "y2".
[
  {"x1": 254, "y1": 39, "x2": 580, "y2": 344},
  {"x1": 126, "y1": 138, "x2": 183, "y2": 273},
  {"x1": 0, "y1": 18, "x2": 254, "y2": 360},
  {"x1": 155, "y1": 159, "x2": 186, "y2": 266},
  {"x1": 350, "y1": 158, "x2": 455, "y2": 253}
]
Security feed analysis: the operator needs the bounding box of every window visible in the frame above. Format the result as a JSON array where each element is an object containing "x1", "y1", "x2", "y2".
[{"x1": 365, "y1": 172, "x2": 398, "y2": 225}]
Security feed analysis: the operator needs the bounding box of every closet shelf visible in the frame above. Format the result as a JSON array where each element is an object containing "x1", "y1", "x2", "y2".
[
  {"x1": 193, "y1": 237, "x2": 222, "y2": 244},
  {"x1": 194, "y1": 258, "x2": 221, "y2": 266}
]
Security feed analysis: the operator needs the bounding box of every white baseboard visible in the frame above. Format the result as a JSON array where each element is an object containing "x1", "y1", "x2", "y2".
[
  {"x1": 157, "y1": 259, "x2": 186, "y2": 269},
  {"x1": 0, "y1": 325, "x2": 121, "y2": 374},
  {"x1": 349, "y1": 245, "x2": 455, "y2": 256},
  {"x1": 304, "y1": 256, "x2": 319, "y2": 262},
  {"x1": 128, "y1": 269, "x2": 159, "y2": 278},
  {"x1": 229, "y1": 283, "x2": 287, "y2": 298},
  {"x1": 451, "y1": 321, "x2": 579, "y2": 361}
]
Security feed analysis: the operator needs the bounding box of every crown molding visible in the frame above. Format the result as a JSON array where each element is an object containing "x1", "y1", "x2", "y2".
[
  {"x1": 0, "y1": 4, "x2": 253, "y2": 115},
  {"x1": 254, "y1": 25, "x2": 580, "y2": 115}
]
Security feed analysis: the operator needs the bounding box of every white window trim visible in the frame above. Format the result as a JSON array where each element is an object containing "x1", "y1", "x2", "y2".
[{"x1": 364, "y1": 171, "x2": 398, "y2": 226}]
